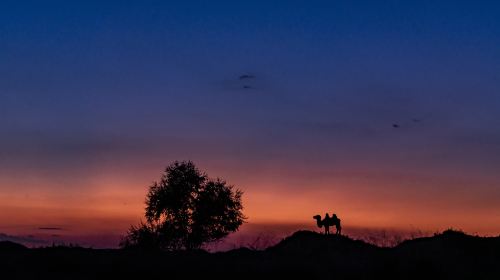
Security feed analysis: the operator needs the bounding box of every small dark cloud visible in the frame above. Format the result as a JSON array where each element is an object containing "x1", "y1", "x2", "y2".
[
  {"x1": 239, "y1": 74, "x2": 256, "y2": 90},
  {"x1": 38, "y1": 227, "x2": 64, "y2": 231},
  {"x1": 239, "y1": 74, "x2": 255, "y2": 80},
  {"x1": 210, "y1": 72, "x2": 271, "y2": 93},
  {"x1": 391, "y1": 117, "x2": 426, "y2": 129}
]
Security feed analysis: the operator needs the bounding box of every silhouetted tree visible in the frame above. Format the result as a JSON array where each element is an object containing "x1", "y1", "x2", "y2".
[{"x1": 121, "y1": 161, "x2": 245, "y2": 250}]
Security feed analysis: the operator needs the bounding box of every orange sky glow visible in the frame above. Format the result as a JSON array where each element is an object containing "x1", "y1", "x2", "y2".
[{"x1": 1, "y1": 160, "x2": 499, "y2": 248}]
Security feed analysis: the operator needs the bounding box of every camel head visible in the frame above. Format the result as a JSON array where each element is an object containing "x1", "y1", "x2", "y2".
[{"x1": 313, "y1": 215, "x2": 321, "y2": 220}]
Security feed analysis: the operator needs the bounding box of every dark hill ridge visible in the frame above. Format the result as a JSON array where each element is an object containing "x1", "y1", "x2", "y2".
[
  {"x1": 268, "y1": 230, "x2": 380, "y2": 255},
  {"x1": 0, "y1": 230, "x2": 499, "y2": 279},
  {"x1": 0, "y1": 241, "x2": 27, "y2": 251},
  {"x1": 391, "y1": 230, "x2": 500, "y2": 278},
  {"x1": 394, "y1": 229, "x2": 500, "y2": 258}
]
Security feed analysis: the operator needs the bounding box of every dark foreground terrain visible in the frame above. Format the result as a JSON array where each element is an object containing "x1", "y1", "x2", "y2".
[{"x1": 1, "y1": 230, "x2": 499, "y2": 280}]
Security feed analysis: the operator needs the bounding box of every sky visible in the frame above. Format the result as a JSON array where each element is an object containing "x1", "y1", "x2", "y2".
[{"x1": 1, "y1": 0, "x2": 500, "y2": 248}]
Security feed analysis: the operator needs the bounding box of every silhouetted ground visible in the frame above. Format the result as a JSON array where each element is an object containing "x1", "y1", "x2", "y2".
[{"x1": 1, "y1": 230, "x2": 499, "y2": 280}]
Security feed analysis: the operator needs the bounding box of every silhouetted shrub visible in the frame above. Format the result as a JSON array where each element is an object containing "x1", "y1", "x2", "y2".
[{"x1": 120, "y1": 222, "x2": 160, "y2": 250}]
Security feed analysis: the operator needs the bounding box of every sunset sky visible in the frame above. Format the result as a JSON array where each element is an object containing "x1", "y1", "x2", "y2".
[{"x1": 1, "y1": 0, "x2": 500, "y2": 247}]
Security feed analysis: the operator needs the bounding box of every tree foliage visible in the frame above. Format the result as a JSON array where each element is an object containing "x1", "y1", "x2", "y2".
[{"x1": 121, "y1": 161, "x2": 245, "y2": 250}]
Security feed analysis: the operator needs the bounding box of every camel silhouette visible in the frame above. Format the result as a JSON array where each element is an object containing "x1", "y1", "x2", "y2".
[
  {"x1": 313, "y1": 213, "x2": 342, "y2": 235},
  {"x1": 330, "y1": 214, "x2": 342, "y2": 235},
  {"x1": 313, "y1": 214, "x2": 331, "y2": 235}
]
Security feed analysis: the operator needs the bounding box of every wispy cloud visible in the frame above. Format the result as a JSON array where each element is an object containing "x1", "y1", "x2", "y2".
[{"x1": 0, "y1": 233, "x2": 48, "y2": 245}]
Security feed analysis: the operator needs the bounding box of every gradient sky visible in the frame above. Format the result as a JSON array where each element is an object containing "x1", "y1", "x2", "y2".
[{"x1": 1, "y1": 0, "x2": 500, "y2": 247}]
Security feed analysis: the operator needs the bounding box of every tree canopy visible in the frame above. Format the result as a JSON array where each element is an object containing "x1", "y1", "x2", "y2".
[{"x1": 122, "y1": 161, "x2": 245, "y2": 250}]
